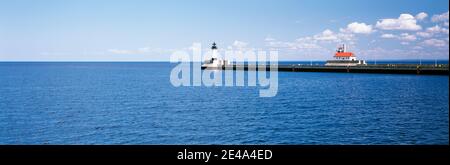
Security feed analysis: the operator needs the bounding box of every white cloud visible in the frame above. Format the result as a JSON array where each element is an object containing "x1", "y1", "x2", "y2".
[
  {"x1": 232, "y1": 40, "x2": 248, "y2": 48},
  {"x1": 381, "y1": 33, "x2": 396, "y2": 38},
  {"x1": 426, "y1": 25, "x2": 449, "y2": 34},
  {"x1": 376, "y1": 14, "x2": 422, "y2": 31},
  {"x1": 399, "y1": 33, "x2": 417, "y2": 41},
  {"x1": 264, "y1": 29, "x2": 359, "y2": 59},
  {"x1": 314, "y1": 29, "x2": 339, "y2": 41},
  {"x1": 359, "y1": 47, "x2": 424, "y2": 59},
  {"x1": 108, "y1": 49, "x2": 135, "y2": 54},
  {"x1": 416, "y1": 31, "x2": 433, "y2": 38},
  {"x1": 294, "y1": 39, "x2": 322, "y2": 49},
  {"x1": 422, "y1": 39, "x2": 447, "y2": 47},
  {"x1": 265, "y1": 36, "x2": 322, "y2": 50},
  {"x1": 266, "y1": 40, "x2": 293, "y2": 49},
  {"x1": 416, "y1": 25, "x2": 450, "y2": 38},
  {"x1": 413, "y1": 46, "x2": 423, "y2": 50},
  {"x1": 336, "y1": 32, "x2": 355, "y2": 42},
  {"x1": 415, "y1": 12, "x2": 428, "y2": 21},
  {"x1": 427, "y1": 25, "x2": 443, "y2": 33},
  {"x1": 431, "y1": 11, "x2": 449, "y2": 22},
  {"x1": 341, "y1": 22, "x2": 374, "y2": 34},
  {"x1": 264, "y1": 37, "x2": 275, "y2": 42},
  {"x1": 137, "y1": 47, "x2": 150, "y2": 52},
  {"x1": 444, "y1": 28, "x2": 450, "y2": 35},
  {"x1": 310, "y1": 29, "x2": 355, "y2": 43},
  {"x1": 400, "y1": 42, "x2": 410, "y2": 45},
  {"x1": 380, "y1": 33, "x2": 416, "y2": 41}
]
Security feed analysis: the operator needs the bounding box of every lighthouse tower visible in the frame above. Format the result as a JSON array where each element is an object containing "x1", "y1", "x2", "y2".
[
  {"x1": 211, "y1": 42, "x2": 218, "y2": 58},
  {"x1": 201, "y1": 42, "x2": 229, "y2": 68}
]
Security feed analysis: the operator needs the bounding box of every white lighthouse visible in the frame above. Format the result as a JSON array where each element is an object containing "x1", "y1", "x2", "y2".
[
  {"x1": 212, "y1": 42, "x2": 218, "y2": 58},
  {"x1": 201, "y1": 42, "x2": 229, "y2": 68}
]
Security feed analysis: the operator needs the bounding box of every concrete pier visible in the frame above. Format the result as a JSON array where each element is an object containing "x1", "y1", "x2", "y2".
[{"x1": 201, "y1": 64, "x2": 449, "y2": 75}]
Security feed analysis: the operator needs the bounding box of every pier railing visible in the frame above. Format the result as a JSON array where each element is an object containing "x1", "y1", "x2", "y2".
[
  {"x1": 214, "y1": 64, "x2": 449, "y2": 75},
  {"x1": 290, "y1": 64, "x2": 449, "y2": 69}
]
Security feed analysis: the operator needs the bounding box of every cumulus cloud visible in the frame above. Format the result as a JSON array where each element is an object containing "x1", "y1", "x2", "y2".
[
  {"x1": 415, "y1": 25, "x2": 450, "y2": 38},
  {"x1": 311, "y1": 29, "x2": 355, "y2": 42},
  {"x1": 265, "y1": 29, "x2": 356, "y2": 53},
  {"x1": 431, "y1": 11, "x2": 449, "y2": 22},
  {"x1": 108, "y1": 49, "x2": 133, "y2": 54},
  {"x1": 265, "y1": 37, "x2": 322, "y2": 50},
  {"x1": 381, "y1": 33, "x2": 396, "y2": 38},
  {"x1": 422, "y1": 38, "x2": 448, "y2": 47},
  {"x1": 416, "y1": 31, "x2": 433, "y2": 38},
  {"x1": 415, "y1": 12, "x2": 428, "y2": 21},
  {"x1": 232, "y1": 40, "x2": 248, "y2": 48},
  {"x1": 398, "y1": 33, "x2": 417, "y2": 41},
  {"x1": 265, "y1": 29, "x2": 353, "y2": 50},
  {"x1": 427, "y1": 25, "x2": 443, "y2": 33},
  {"x1": 340, "y1": 22, "x2": 374, "y2": 34},
  {"x1": 400, "y1": 42, "x2": 410, "y2": 45},
  {"x1": 313, "y1": 29, "x2": 339, "y2": 41},
  {"x1": 380, "y1": 33, "x2": 416, "y2": 41},
  {"x1": 295, "y1": 37, "x2": 324, "y2": 49},
  {"x1": 376, "y1": 14, "x2": 422, "y2": 31},
  {"x1": 264, "y1": 37, "x2": 276, "y2": 42},
  {"x1": 413, "y1": 46, "x2": 423, "y2": 50},
  {"x1": 426, "y1": 25, "x2": 449, "y2": 34},
  {"x1": 265, "y1": 39, "x2": 295, "y2": 49}
]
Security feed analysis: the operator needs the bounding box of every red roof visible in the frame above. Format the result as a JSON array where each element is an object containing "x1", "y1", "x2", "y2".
[{"x1": 334, "y1": 52, "x2": 354, "y2": 57}]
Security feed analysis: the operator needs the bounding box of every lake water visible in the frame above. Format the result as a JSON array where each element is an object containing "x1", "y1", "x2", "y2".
[{"x1": 0, "y1": 62, "x2": 448, "y2": 144}]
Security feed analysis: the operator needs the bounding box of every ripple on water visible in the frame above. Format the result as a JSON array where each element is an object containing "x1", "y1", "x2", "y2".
[{"x1": 0, "y1": 63, "x2": 448, "y2": 144}]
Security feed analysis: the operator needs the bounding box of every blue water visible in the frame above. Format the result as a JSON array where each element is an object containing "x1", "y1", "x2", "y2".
[{"x1": 0, "y1": 62, "x2": 448, "y2": 144}]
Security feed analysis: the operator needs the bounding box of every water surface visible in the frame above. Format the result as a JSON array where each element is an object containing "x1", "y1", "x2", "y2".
[{"x1": 0, "y1": 62, "x2": 448, "y2": 144}]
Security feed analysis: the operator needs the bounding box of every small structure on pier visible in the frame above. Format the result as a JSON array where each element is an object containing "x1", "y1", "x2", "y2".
[
  {"x1": 325, "y1": 44, "x2": 366, "y2": 66},
  {"x1": 202, "y1": 42, "x2": 229, "y2": 68}
]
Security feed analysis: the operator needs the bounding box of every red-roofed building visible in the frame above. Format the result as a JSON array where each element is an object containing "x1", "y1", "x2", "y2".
[
  {"x1": 326, "y1": 44, "x2": 366, "y2": 66},
  {"x1": 334, "y1": 44, "x2": 356, "y2": 61},
  {"x1": 335, "y1": 52, "x2": 354, "y2": 57}
]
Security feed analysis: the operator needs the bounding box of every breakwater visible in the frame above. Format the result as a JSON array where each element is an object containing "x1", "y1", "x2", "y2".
[{"x1": 202, "y1": 64, "x2": 449, "y2": 75}]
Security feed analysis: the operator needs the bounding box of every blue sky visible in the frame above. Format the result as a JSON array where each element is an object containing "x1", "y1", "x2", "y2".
[{"x1": 0, "y1": 0, "x2": 448, "y2": 61}]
